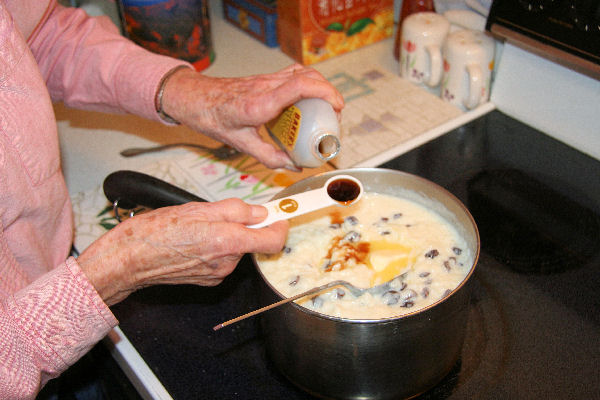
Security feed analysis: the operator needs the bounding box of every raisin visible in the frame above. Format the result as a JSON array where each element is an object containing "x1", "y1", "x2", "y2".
[
  {"x1": 382, "y1": 290, "x2": 401, "y2": 305},
  {"x1": 393, "y1": 213, "x2": 402, "y2": 219},
  {"x1": 419, "y1": 271, "x2": 430, "y2": 277},
  {"x1": 283, "y1": 246, "x2": 292, "y2": 254},
  {"x1": 329, "y1": 223, "x2": 341, "y2": 229},
  {"x1": 380, "y1": 230, "x2": 391, "y2": 235},
  {"x1": 443, "y1": 261, "x2": 451, "y2": 271},
  {"x1": 380, "y1": 217, "x2": 389, "y2": 223},
  {"x1": 343, "y1": 231, "x2": 361, "y2": 243},
  {"x1": 289, "y1": 275, "x2": 300, "y2": 286},
  {"x1": 425, "y1": 249, "x2": 439, "y2": 259},
  {"x1": 452, "y1": 247, "x2": 462, "y2": 255},
  {"x1": 381, "y1": 286, "x2": 417, "y2": 308},
  {"x1": 421, "y1": 287, "x2": 430, "y2": 298},
  {"x1": 444, "y1": 257, "x2": 457, "y2": 271},
  {"x1": 344, "y1": 216, "x2": 359, "y2": 225}
]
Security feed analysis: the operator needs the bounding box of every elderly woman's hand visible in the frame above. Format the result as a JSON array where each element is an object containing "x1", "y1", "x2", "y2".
[
  {"x1": 77, "y1": 199, "x2": 288, "y2": 306},
  {"x1": 159, "y1": 64, "x2": 344, "y2": 170}
]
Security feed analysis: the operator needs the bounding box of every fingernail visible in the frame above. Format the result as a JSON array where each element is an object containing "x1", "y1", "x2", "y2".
[
  {"x1": 284, "y1": 162, "x2": 302, "y2": 173},
  {"x1": 251, "y1": 205, "x2": 268, "y2": 219}
]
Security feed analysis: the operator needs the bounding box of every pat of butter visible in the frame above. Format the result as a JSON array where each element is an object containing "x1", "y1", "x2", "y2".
[{"x1": 367, "y1": 241, "x2": 415, "y2": 286}]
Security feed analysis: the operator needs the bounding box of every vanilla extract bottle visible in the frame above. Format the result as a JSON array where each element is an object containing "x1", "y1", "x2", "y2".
[{"x1": 266, "y1": 98, "x2": 341, "y2": 168}]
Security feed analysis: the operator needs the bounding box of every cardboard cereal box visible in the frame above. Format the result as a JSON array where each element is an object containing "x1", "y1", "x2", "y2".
[{"x1": 277, "y1": 0, "x2": 394, "y2": 65}]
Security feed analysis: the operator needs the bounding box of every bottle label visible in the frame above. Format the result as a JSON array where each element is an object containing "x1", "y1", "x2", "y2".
[{"x1": 266, "y1": 105, "x2": 301, "y2": 152}]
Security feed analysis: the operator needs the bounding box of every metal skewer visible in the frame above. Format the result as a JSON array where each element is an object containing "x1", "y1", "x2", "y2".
[{"x1": 212, "y1": 281, "x2": 346, "y2": 331}]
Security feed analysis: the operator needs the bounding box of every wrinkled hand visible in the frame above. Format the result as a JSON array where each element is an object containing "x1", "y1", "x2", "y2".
[
  {"x1": 77, "y1": 199, "x2": 288, "y2": 306},
  {"x1": 161, "y1": 64, "x2": 344, "y2": 170}
]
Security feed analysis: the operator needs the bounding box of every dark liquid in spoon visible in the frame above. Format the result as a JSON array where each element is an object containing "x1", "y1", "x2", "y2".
[{"x1": 327, "y1": 179, "x2": 361, "y2": 205}]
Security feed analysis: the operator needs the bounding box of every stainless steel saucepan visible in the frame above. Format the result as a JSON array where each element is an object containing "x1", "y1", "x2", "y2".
[{"x1": 252, "y1": 168, "x2": 480, "y2": 400}]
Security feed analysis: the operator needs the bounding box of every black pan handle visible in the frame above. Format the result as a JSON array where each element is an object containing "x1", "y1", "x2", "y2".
[{"x1": 103, "y1": 170, "x2": 206, "y2": 209}]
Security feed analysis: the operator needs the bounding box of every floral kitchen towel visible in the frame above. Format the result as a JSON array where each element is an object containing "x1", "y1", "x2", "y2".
[{"x1": 71, "y1": 153, "x2": 285, "y2": 252}]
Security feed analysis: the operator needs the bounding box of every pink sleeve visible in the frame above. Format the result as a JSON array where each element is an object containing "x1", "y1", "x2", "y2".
[
  {"x1": 0, "y1": 257, "x2": 118, "y2": 399},
  {"x1": 28, "y1": 1, "x2": 191, "y2": 122}
]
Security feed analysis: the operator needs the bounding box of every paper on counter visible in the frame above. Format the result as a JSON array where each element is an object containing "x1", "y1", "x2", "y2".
[{"x1": 319, "y1": 64, "x2": 463, "y2": 169}]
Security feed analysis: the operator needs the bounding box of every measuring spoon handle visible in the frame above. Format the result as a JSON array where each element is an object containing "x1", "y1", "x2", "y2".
[{"x1": 247, "y1": 187, "x2": 334, "y2": 229}]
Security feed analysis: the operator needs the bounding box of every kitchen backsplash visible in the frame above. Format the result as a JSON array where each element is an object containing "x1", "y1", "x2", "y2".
[{"x1": 491, "y1": 43, "x2": 600, "y2": 162}]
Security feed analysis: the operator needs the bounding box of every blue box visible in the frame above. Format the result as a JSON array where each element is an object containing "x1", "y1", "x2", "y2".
[{"x1": 223, "y1": 0, "x2": 278, "y2": 47}]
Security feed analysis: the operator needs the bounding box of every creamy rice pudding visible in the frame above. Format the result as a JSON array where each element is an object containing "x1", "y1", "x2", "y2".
[{"x1": 256, "y1": 192, "x2": 473, "y2": 319}]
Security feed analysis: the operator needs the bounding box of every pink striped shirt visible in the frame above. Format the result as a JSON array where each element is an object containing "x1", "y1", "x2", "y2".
[{"x1": 0, "y1": 1, "x2": 189, "y2": 397}]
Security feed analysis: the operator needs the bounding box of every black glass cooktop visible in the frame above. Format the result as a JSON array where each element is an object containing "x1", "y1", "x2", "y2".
[{"x1": 111, "y1": 110, "x2": 600, "y2": 399}]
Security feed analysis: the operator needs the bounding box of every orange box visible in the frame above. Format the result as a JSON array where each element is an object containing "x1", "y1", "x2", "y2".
[{"x1": 277, "y1": 0, "x2": 394, "y2": 65}]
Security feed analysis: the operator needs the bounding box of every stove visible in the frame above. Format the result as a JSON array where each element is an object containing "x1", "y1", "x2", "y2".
[
  {"x1": 111, "y1": 109, "x2": 600, "y2": 399},
  {"x1": 485, "y1": 0, "x2": 600, "y2": 79}
]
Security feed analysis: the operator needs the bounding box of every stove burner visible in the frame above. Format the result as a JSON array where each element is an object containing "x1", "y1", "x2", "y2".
[
  {"x1": 467, "y1": 169, "x2": 600, "y2": 274},
  {"x1": 418, "y1": 266, "x2": 508, "y2": 399}
]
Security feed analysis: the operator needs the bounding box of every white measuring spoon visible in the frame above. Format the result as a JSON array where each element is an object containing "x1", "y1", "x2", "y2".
[{"x1": 248, "y1": 174, "x2": 364, "y2": 229}]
